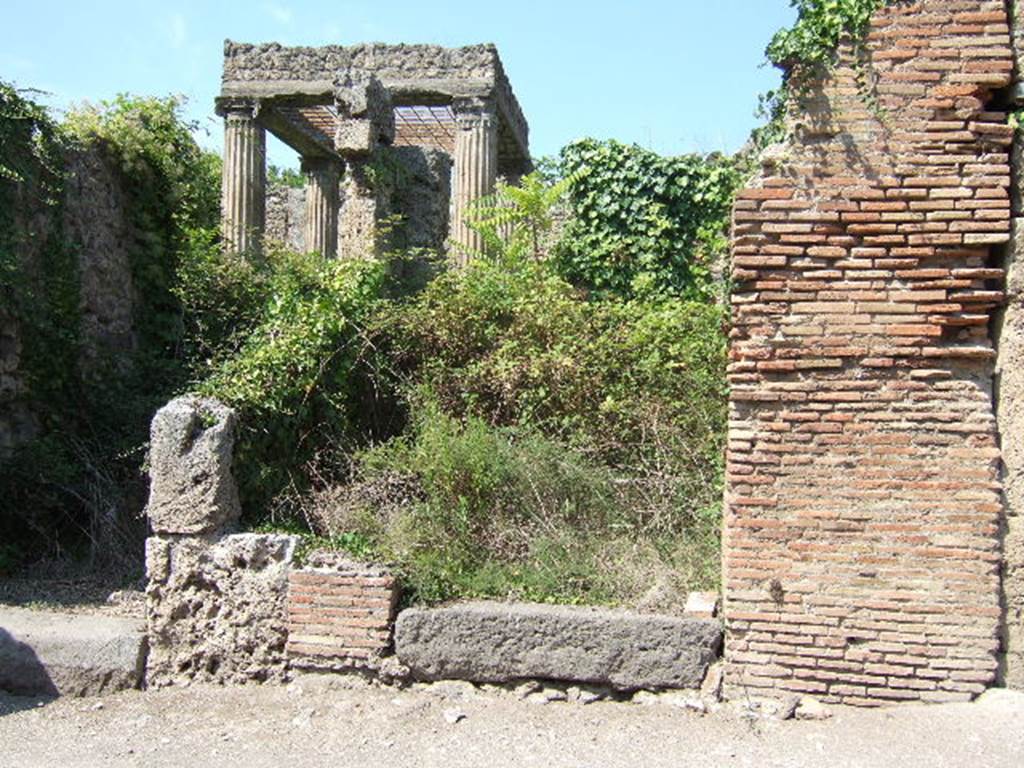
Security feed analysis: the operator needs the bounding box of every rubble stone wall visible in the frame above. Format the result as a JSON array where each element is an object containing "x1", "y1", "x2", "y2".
[
  {"x1": 145, "y1": 533, "x2": 297, "y2": 686},
  {"x1": 724, "y1": 0, "x2": 1015, "y2": 706}
]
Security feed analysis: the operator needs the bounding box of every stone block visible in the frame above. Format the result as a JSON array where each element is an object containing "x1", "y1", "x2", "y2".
[
  {"x1": 145, "y1": 395, "x2": 240, "y2": 535},
  {"x1": 335, "y1": 119, "x2": 376, "y2": 156},
  {"x1": 0, "y1": 607, "x2": 146, "y2": 697},
  {"x1": 145, "y1": 533, "x2": 297, "y2": 686},
  {"x1": 395, "y1": 601, "x2": 722, "y2": 691},
  {"x1": 334, "y1": 72, "x2": 394, "y2": 154}
]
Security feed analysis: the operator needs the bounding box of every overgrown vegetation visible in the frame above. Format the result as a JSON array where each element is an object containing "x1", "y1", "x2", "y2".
[
  {"x1": 0, "y1": 82, "x2": 74, "y2": 574},
  {"x1": 238, "y1": 166, "x2": 730, "y2": 606},
  {"x1": 556, "y1": 140, "x2": 741, "y2": 301},
  {"x1": 308, "y1": 258, "x2": 728, "y2": 605},
  {"x1": 0, "y1": 88, "x2": 220, "y2": 574},
  {"x1": 0, "y1": 82, "x2": 735, "y2": 605},
  {"x1": 9, "y1": 0, "x2": 867, "y2": 604}
]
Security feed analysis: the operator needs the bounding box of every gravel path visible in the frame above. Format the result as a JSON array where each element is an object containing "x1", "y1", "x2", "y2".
[{"x1": 1, "y1": 679, "x2": 1022, "y2": 768}]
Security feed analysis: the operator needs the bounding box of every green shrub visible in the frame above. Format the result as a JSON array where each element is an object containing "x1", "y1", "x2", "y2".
[
  {"x1": 283, "y1": 258, "x2": 730, "y2": 605},
  {"x1": 198, "y1": 249, "x2": 389, "y2": 513},
  {"x1": 382, "y1": 258, "x2": 727, "y2": 470}
]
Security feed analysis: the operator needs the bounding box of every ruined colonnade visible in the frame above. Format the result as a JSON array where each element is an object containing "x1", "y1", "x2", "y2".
[{"x1": 215, "y1": 43, "x2": 526, "y2": 261}]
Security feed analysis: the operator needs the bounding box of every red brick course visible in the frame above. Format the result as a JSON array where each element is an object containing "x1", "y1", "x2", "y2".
[
  {"x1": 286, "y1": 560, "x2": 400, "y2": 667},
  {"x1": 724, "y1": 0, "x2": 1013, "y2": 705}
]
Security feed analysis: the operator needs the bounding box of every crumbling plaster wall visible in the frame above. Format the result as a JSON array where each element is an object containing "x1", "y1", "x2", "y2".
[
  {"x1": 995, "y1": 0, "x2": 1024, "y2": 690},
  {"x1": 1, "y1": 146, "x2": 136, "y2": 458},
  {"x1": 724, "y1": 0, "x2": 1015, "y2": 705}
]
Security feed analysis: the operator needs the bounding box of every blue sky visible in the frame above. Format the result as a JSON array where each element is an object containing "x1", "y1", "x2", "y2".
[{"x1": 1, "y1": 1, "x2": 796, "y2": 167}]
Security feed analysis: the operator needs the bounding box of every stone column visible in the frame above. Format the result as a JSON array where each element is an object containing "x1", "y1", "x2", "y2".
[
  {"x1": 219, "y1": 102, "x2": 266, "y2": 257},
  {"x1": 451, "y1": 98, "x2": 499, "y2": 265},
  {"x1": 302, "y1": 157, "x2": 341, "y2": 257}
]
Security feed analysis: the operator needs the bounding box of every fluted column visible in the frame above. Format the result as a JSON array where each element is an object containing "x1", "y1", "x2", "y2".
[
  {"x1": 219, "y1": 102, "x2": 266, "y2": 257},
  {"x1": 451, "y1": 98, "x2": 498, "y2": 264},
  {"x1": 302, "y1": 157, "x2": 341, "y2": 257}
]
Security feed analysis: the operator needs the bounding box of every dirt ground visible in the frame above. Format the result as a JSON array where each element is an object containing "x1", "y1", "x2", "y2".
[
  {"x1": 0, "y1": 574, "x2": 144, "y2": 619},
  {"x1": 1, "y1": 677, "x2": 1022, "y2": 768}
]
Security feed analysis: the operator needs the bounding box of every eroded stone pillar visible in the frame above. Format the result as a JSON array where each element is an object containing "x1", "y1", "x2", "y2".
[
  {"x1": 339, "y1": 160, "x2": 385, "y2": 259},
  {"x1": 451, "y1": 98, "x2": 498, "y2": 264},
  {"x1": 302, "y1": 157, "x2": 341, "y2": 257},
  {"x1": 219, "y1": 102, "x2": 266, "y2": 257},
  {"x1": 333, "y1": 73, "x2": 395, "y2": 260}
]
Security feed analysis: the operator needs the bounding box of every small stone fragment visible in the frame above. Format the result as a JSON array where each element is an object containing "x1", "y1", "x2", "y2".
[
  {"x1": 795, "y1": 696, "x2": 831, "y2": 720},
  {"x1": 442, "y1": 708, "x2": 466, "y2": 724},
  {"x1": 776, "y1": 695, "x2": 800, "y2": 721}
]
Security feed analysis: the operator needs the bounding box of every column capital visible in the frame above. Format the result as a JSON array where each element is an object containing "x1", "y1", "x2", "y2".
[
  {"x1": 214, "y1": 96, "x2": 261, "y2": 120},
  {"x1": 452, "y1": 96, "x2": 497, "y2": 129}
]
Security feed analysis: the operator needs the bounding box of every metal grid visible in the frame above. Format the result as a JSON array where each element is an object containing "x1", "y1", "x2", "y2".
[
  {"x1": 393, "y1": 105, "x2": 456, "y2": 153},
  {"x1": 274, "y1": 103, "x2": 458, "y2": 155},
  {"x1": 280, "y1": 104, "x2": 339, "y2": 137}
]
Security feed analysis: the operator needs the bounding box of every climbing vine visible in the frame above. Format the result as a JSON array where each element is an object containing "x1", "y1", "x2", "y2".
[
  {"x1": 1, "y1": 91, "x2": 223, "y2": 571},
  {"x1": 766, "y1": 0, "x2": 892, "y2": 73},
  {"x1": 758, "y1": 0, "x2": 897, "y2": 141},
  {"x1": 556, "y1": 138, "x2": 742, "y2": 301}
]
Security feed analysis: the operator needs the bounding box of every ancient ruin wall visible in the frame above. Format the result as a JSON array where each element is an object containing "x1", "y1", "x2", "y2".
[
  {"x1": 265, "y1": 146, "x2": 452, "y2": 255},
  {"x1": 724, "y1": 0, "x2": 1014, "y2": 706},
  {"x1": 1, "y1": 147, "x2": 136, "y2": 458},
  {"x1": 996, "y1": 3, "x2": 1024, "y2": 690}
]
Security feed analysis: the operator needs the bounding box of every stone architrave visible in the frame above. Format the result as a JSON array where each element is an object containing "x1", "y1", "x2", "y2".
[
  {"x1": 145, "y1": 395, "x2": 241, "y2": 535},
  {"x1": 218, "y1": 100, "x2": 266, "y2": 257}
]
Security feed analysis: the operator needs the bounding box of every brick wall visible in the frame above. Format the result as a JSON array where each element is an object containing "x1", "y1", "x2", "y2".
[
  {"x1": 724, "y1": 0, "x2": 1014, "y2": 705},
  {"x1": 286, "y1": 554, "x2": 399, "y2": 669}
]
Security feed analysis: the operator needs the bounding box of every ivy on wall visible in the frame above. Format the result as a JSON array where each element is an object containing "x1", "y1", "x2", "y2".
[
  {"x1": 758, "y1": 0, "x2": 896, "y2": 142},
  {"x1": 766, "y1": 0, "x2": 892, "y2": 72},
  {"x1": 556, "y1": 139, "x2": 742, "y2": 301},
  {"x1": 0, "y1": 90, "x2": 223, "y2": 571}
]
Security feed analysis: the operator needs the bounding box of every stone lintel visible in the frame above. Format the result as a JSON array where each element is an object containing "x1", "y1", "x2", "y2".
[{"x1": 260, "y1": 106, "x2": 340, "y2": 161}]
